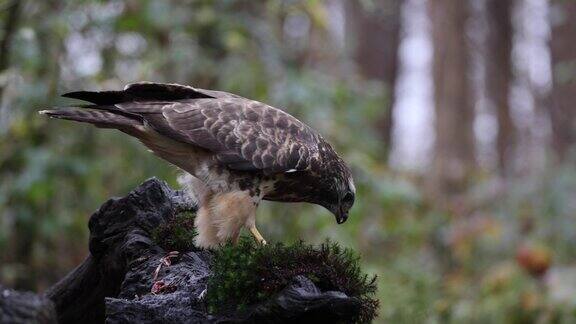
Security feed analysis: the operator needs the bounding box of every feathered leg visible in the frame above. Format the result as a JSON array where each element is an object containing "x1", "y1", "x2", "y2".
[
  {"x1": 211, "y1": 191, "x2": 254, "y2": 244},
  {"x1": 194, "y1": 207, "x2": 219, "y2": 248},
  {"x1": 194, "y1": 191, "x2": 257, "y2": 248}
]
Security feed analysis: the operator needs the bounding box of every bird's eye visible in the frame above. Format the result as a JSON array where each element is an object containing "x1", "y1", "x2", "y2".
[{"x1": 342, "y1": 192, "x2": 354, "y2": 203}]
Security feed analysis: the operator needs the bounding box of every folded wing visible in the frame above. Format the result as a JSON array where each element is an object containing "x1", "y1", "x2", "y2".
[
  {"x1": 54, "y1": 82, "x2": 321, "y2": 174},
  {"x1": 118, "y1": 98, "x2": 320, "y2": 174}
]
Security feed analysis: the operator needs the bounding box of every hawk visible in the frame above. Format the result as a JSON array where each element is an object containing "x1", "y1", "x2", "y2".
[{"x1": 40, "y1": 82, "x2": 355, "y2": 248}]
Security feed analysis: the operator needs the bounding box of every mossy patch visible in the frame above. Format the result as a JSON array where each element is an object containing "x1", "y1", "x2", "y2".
[
  {"x1": 152, "y1": 212, "x2": 198, "y2": 252},
  {"x1": 206, "y1": 239, "x2": 379, "y2": 323}
]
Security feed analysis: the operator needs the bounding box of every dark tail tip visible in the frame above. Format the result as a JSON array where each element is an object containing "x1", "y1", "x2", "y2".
[{"x1": 62, "y1": 91, "x2": 126, "y2": 105}]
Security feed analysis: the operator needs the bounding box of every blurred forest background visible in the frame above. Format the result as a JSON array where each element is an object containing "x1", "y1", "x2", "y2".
[{"x1": 1, "y1": 0, "x2": 575, "y2": 322}]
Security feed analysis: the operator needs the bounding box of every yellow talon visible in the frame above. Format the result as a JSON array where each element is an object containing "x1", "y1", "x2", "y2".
[{"x1": 249, "y1": 226, "x2": 267, "y2": 245}]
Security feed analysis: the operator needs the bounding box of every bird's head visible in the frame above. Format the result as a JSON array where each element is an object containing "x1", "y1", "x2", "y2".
[
  {"x1": 322, "y1": 163, "x2": 355, "y2": 225},
  {"x1": 312, "y1": 140, "x2": 356, "y2": 224}
]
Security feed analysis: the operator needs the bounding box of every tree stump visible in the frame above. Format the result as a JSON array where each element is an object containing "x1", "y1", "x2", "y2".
[
  {"x1": 1, "y1": 179, "x2": 368, "y2": 323},
  {"x1": 0, "y1": 285, "x2": 57, "y2": 324}
]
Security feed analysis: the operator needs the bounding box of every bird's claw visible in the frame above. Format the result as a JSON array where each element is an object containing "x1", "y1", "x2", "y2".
[{"x1": 249, "y1": 226, "x2": 267, "y2": 247}]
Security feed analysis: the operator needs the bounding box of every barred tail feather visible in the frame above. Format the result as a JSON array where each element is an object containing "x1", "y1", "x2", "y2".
[{"x1": 39, "y1": 108, "x2": 141, "y2": 130}]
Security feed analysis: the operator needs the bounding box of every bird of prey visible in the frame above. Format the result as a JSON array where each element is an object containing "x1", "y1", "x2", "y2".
[{"x1": 40, "y1": 82, "x2": 355, "y2": 248}]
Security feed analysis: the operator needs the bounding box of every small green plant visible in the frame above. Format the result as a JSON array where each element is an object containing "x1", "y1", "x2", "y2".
[
  {"x1": 152, "y1": 212, "x2": 198, "y2": 252},
  {"x1": 206, "y1": 239, "x2": 379, "y2": 323}
]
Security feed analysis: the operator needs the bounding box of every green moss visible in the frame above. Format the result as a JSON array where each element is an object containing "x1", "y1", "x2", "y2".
[
  {"x1": 206, "y1": 239, "x2": 379, "y2": 323},
  {"x1": 152, "y1": 212, "x2": 198, "y2": 252}
]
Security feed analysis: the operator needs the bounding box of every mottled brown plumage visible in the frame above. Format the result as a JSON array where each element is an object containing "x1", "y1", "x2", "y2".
[{"x1": 40, "y1": 82, "x2": 355, "y2": 248}]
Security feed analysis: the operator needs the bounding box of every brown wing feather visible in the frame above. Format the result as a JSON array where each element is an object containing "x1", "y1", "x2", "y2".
[
  {"x1": 57, "y1": 82, "x2": 320, "y2": 174},
  {"x1": 116, "y1": 98, "x2": 321, "y2": 173}
]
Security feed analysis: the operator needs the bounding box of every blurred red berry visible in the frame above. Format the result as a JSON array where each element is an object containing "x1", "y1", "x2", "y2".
[{"x1": 516, "y1": 243, "x2": 552, "y2": 277}]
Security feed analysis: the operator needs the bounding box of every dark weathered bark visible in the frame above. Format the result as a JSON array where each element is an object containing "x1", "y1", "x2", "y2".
[
  {"x1": 429, "y1": 0, "x2": 476, "y2": 196},
  {"x1": 215, "y1": 275, "x2": 361, "y2": 323},
  {"x1": 1, "y1": 178, "x2": 364, "y2": 323},
  {"x1": 486, "y1": 0, "x2": 515, "y2": 175},
  {"x1": 346, "y1": 0, "x2": 401, "y2": 159},
  {"x1": 44, "y1": 256, "x2": 111, "y2": 323},
  {"x1": 548, "y1": 0, "x2": 576, "y2": 160},
  {"x1": 0, "y1": 285, "x2": 57, "y2": 324},
  {"x1": 45, "y1": 178, "x2": 184, "y2": 323}
]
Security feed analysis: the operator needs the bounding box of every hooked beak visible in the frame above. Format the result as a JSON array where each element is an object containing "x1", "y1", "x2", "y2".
[{"x1": 336, "y1": 209, "x2": 348, "y2": 224}]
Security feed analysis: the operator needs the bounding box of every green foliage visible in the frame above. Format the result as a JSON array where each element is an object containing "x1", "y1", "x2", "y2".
[
  {"x1": 207, "y1": 239, "x2": 379, "y2": 323},
  {"x1": 152, "y1": 212, "x2": 198, "y2": 252}
]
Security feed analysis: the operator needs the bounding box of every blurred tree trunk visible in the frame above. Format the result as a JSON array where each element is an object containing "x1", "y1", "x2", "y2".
[
  {"x1": 0, "y1": 0, "x2": 23, "y2": 103},
  {"x1": 548, "y1": 0, "x2": 576, "y2": 160},
  {"x1": 0, "y1": 0, "x2": 31, "y2": 290},
  {"x1": 486, "y1": 0, "x2": 515, "y2": 175},
  {"x1": 429, "y1": 0, "x2": 476, "y2": 197},
  {"x1": 346, "y1": 0, "x2": 401, "y2": 160}
]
